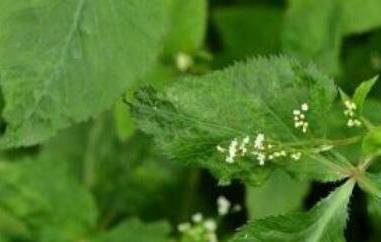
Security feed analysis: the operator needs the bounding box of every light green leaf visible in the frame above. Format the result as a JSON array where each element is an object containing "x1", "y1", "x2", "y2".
[
  {"x1": 130, "y1": 56, "x2": 351, "y2": 184},
  {"x1": 163, "y1": 0, "x2": 207, "y2": 56},
  {"x1": 246, "y1": 170, "x2": 309, "y2": 219},
  {"x1": 341, "y1": 0, "x2": 381, "y2": 35},
  {"x1": 92, "y1": 219, "x2": 170, "y2": 242},
  {"x1": 352, "y1": 76, "x2": 378, "y2": 114},
  {"x1": 362, "y1": 126, "x2": 381, "y2": 156},
  {"x1": 113, "y1": 99, "x2": 136, "y2": 142},
  {"x1": 0, "y1": 0, "x2": 166, "y2": 148},
  {"x1": 230, "y1": 179, "x2": 355, "y2": 242},
  {"x1": 0, "y1": 157, "x2": 97, "y2": 242},
  {"x1": 282, "y1": 0, "x2": 342, "y2": 74},
  {"x1": 213, "y1": 6, "x2": 283, "y2": 64}
]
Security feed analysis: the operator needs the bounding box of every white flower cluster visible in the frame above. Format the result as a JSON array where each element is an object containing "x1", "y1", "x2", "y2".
[
  {"x1": 177, "y1": 213, "x2": 218, "y2": 242},
  {"x1": 293, "y1": 103, "x2": 309, "y2": 133},
  {"x1": 344, "y1": 100, "x2": 361, "y2": 127},
  {"x1": 217, "y1": 136, "x2": 250, "y2": 164},
  {"x1": 217, "y1": 133, "x2": 304, "y2": 166}
]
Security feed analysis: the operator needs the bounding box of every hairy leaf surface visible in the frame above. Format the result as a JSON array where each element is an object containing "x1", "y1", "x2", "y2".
[
  {"x1": 0, "y1": 0, "x2": 166, "y2": 148},
  {"x1": 131, "y1": 56, "x2": 347, "y2": 184}
]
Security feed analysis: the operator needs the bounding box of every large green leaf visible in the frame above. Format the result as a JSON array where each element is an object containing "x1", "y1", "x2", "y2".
[
  {"x1": 230, "y1": 179, "x2": 355, "y2": 242},
  {"x1": 0, "y1": 157, "x2": 97, "y2": 242},
  {"x1": 282, "y1": 0, "x2": 342, "y2": 74},
  {"x1": 130, "y1": 56, "x2": 352, "y2": 184},
  {"x1": 0, "y1": 0, "x2": 166, "y2": 148},
  {"x1": 92, "y1": 219, "x2": 170, "y2": 242}
]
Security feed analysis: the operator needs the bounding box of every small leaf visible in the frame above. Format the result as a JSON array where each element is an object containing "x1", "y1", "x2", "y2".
[
  {"x1": 352, "y1": 76, "x2": 378, "y2": 114},
  {"x1": 362, "y1": 126, "x2": 381, "y2": 156},
  {"x1": 231, "y1": 179, "x2": 355, "y2": 242}
]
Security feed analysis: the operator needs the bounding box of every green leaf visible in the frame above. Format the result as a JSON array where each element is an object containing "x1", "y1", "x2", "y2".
[
  {"x1": 163, "y1": 0, "x2": 207, "y2": 56},
  {"x1": 130, "y1": 56, "x2": 350, "y2": 184},
  {"x1": 357, "y1": 172, "x2": 381, "y2": 199},
  {"x1": 362, "y1": 126, "x2": 381, "y2": 156},
  {"x1": 282, "y1": 0, "x2": 342, "y2": 74},
  {"x1": 230, "y1": 179, "x2": 355, "y2": 242},
  {"x1": 213, "y1": 6, "x2": 283, "y2": 64},
  {"x1": 0, "y1": 157, "x2": 97, "y2": 242},
  {"x1": 341, "y1": 0, "x2": 381, "y2": 35},
  {"x1": 92, "y1": 219, "x2": 170, "y2": 242},
  {"x1": 352, "y1": 76, "x2": 378, "y2": 114},
  {"x1": 246, "y1": 170, "x2": 309, "y2": 219},
  {"x1": 0, "y1": 0, "x2": 166, "y2": 148}
]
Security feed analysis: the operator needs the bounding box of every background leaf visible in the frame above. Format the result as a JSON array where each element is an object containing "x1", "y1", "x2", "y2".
[{"x1": 0, "y1": 0, "x2": 166, "y2": 148}]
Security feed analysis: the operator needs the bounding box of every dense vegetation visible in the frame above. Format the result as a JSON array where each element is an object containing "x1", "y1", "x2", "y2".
[{"x1": 1, "y1": 0, "x2": 381, "y2": 241}]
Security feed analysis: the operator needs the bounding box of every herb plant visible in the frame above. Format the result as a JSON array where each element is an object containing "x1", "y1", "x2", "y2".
[{"x1": 1, "y1": 0, "x2": 381, "y2": 242}]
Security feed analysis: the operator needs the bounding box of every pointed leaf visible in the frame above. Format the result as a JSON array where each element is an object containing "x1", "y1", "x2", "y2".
[
  {"x1": 231, "y1": 180, "x2": 355, "y2": 242},
  {"x1": 352, "y1": 76, "x2": 378, "y2": 114}
]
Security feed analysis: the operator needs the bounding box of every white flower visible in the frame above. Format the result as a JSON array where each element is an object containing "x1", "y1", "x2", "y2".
[
  {"x1": 343, "y1": 100, "x2": 362, "y2": 128},
  {"x1": 192, "y1": 213, "x2": 203, "y2": 223},
  {"x1": 293, "y1": 103, "x2": 309, "y2": 133},
  {"x1": 216, "y1": 145, "x2": 226, "y2": 153},
  {"x1": 226, "y1": 139, "x2": 238, "y2": 163},
  {"x1": 175, "y1": 52, "x2": 193, "y2": 72},
  {"x1": 204, "y1": 219, "x2": 217, "y2": 232},
  {"x1": 291, "y1": 152, "x2": 302, "y2": 160},
  {"x1": 217, "y1": 196, "x2": 231, "y2": 216},
  {"x1": 254, "y1": 133, "x2": 265, "y2": 149},
  {"x1": 177, "y1": 222, "x2": 191, "y2": 232}
]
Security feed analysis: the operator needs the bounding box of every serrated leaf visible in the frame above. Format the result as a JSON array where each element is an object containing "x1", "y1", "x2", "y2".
[
  {"x1": 92, "y1": 219, "x2": 170, "y2": 242},
  {"x1": 0, "y1": 0, "x2": 166, "y2": 148},
  {"x1": 130, "y1": 56, "x2": 352, "y2": 184},
  {"x1": 352, "y1": 76, "x2": 378, "y2": 114},
  {"x1": 231, "y1": 179, "x2": 355, "y2": 242},
  {"x1": 362, "y1": 126, "x2": 381, "y2": 156},
  {"x1": 282, "y1": 0, "x2": 342, "y2": 74},
  {"x1": 0, "y1": 157, "x2": 97, "y2": 242}
]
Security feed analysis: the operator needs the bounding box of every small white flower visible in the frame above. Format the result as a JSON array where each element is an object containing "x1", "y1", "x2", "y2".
[
  {"x1": 204, "y1": 219, "x2": 217, "y2": 232},
  {"x1": 177, "y1": 222, "x2": 191, "y2": 232},
  {"x1": 226, "y1": 139, "x2": 238, "y2": 163},
  {"x1": 175, "y1": 52, "x2": 193, "y2": 72},
  {"x1": 257, "y1": 153, "x2": 266, "y2": 166},
  {"x1": 192, "y1": 213, "x2": 203, "y2": 223},
  {"x1": 216, "y1": 145, "x2": 226, "y2": 153},
  {"x1": 254, "y1": 133, "x2": 265, "y2": 149},
  {"x1": 291, "y1": 152, "x2": 302, "y2": 160},
  {"x1": 301, "y1": 103, "x2": 309, "y2": 111},
  {"x1": 217, "y1": 196, "x2": 231, "y2": 216}
]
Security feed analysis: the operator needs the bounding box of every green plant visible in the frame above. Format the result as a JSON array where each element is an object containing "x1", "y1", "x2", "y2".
[{"x1": 1, "y1": 0, "x2": 381, "y2": 242}]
